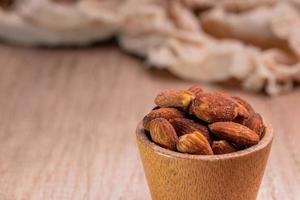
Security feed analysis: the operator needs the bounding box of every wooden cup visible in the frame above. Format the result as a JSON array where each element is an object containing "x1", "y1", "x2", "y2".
[{"x1": 136, "y1": 122, "x2": 273, "y2": 200}]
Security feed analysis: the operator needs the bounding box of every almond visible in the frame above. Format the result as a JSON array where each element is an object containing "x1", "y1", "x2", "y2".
[
  {"x1": 149, "y1": 118, "x2": 178, "y2": 150},
  {"x1": 212, "y1": 140, "x2": 237, "y2": 154},
  {"x1": 232, "y1": 96, "x2": 255, "y2": 115},
  {"x1": 209, "y1": 122, "x2": 260, "y2": 145},
  {"x1": 155, "y1": 90, "x2": 195, "y2": 110},
  {"x1": 176, "y1": 131, "x2": 213, "y2": 155},
  {"x1": 243, "y1": 113, "x2": 265, "y2": 138},
  {"x1": 189, "y1": 92, "x2": 250, "y2": 123},
  {"x1": 143, "y1": 108, "x2": 185, "y2": 131},
  {"x1": 169, "y1": 118, "x2": 211, "y2": 143},
  {"x1": 188, "y1": 85, "x2": 203, "y2": 97}
]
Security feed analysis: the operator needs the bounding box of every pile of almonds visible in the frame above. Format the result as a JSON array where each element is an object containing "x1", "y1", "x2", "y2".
[{"x1": 142, "y1": 86, "x2": 265, "y2": 155}]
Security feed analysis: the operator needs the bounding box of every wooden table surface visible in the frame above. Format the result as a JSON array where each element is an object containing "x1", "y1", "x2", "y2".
[{"x1": 0, "y1": 44, "x2": 299, "y2": 200}]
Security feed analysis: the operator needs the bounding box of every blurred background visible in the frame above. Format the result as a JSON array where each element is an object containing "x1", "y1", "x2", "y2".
[{"x1": 0, "y1": 0, "x2": 299, "y2": 199}]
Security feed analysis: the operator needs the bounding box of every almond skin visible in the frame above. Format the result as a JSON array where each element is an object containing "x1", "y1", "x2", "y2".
[
  {"x1": 169, "y1": 118, "x2": 211, "y2": 143},
  {"x1": 143, "y1": 108, "x2": 185, "y2": 131},
  {"x1": 212, "y1": 140, "x2": 237, "y2": 155},
  {"x1": 209, "y1": 122, "x2": 260, "y2": 145},
  {"x1": 189, "y1": 92, "x2": 250, "y2": 123},
  {"x1": 155, "y1": 90, "x2": 195, "y2": 109},
  {"x1": 149, "y1": 118, "x2": 178, "y2": 150},
  {"x1": 232, "y1": 96, "x2": 255, "y2": 115},
  {"x1": 176, "y1": 131, "x2": 213, "y2": 155},
  {"x1": 188, "y1": 85, "x2": 203, "y2": 97},
  {"x1": 243, "y1": 113, "x2": 265, "y2": 138}
]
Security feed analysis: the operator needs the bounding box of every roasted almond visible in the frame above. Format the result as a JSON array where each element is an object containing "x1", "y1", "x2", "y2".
[
  {"x1": 232, "y1": 96, "x2": 255, "y2": 115},
  {"x1": 149, "y1": 118, "x2": 178, "y2": 150},
  {"x1": 209, "y1": 122, "x2": 260, "y2": 145},
  {"x1": 188, "y1": 85, "x2": 203, "y2": 97},
  {"x1": 169, "y1": 118, "x2": 211, "y2": 143},
  {"x1": 189, "y1": 92, "x2": 250, "y2": 123},
  {"x1": 212, "y1": 140, "x2": 237, "y2": 155},
  {"x1": 155, "y1": 90, "x2": 195, "y2": 109},
  {"x1": 143, "y1": 108, "x2": 185, "y2": 131},
  {"x1": 243, "y1": 113, "x2": 265, "y2": 138},
  {"x1": 176, "y1": 131, "x2": 213, "y2": 155}
]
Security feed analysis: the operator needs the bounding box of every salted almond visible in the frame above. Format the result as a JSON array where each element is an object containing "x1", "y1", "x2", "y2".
[
  {"x1": 212, "y1": 140, "x2": 237, "y2": 155},
  {"x1": 243, "y1": 113, "x2": 265, "y2": 138},
  {"x1": 177, "y1": 131, "x2": 213, "y2": 155},
  {"x1": 154, "y1": 90, "x2": 195, "y2": 109},
  {"x1": 188, "y1": 85, "x2": 203, "y2": 97},
  {"x1": 149, "y1": 118, "x2": 178, "y2": 150},
  {"x1": 189, "y1": 92, "x2": 250, "y2": 123},
  {"x1": 209, "y1": 122, "x2": 260, "y2": 145},
  {"x1": 232, "y1": 96, "x2": 255, "y2": 115},
  {"x1": 143, "y1": 108, "x2": 185, "y2": 131},
  {"x1": 169, "y1": 118, "x2": 211, "y2": 143}
]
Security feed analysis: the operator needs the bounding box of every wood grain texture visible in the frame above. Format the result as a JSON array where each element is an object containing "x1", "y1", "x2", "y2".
[{"x1": 0, "y1": 44, "x2": 299, "y2": 200}]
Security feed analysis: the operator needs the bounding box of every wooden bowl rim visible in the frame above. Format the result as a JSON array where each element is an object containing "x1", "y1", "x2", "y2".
[{"x1": 136, "y1": 121, "x2": 273, "y2": 161}]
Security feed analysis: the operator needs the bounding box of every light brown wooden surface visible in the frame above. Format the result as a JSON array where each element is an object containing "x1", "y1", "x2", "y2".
[{"x1": 0, "y1": 44, "x2": 299, "y2": 200}]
